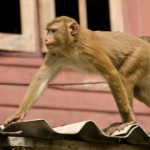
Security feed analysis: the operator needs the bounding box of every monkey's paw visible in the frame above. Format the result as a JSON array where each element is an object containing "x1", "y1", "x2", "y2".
[
  {"x1": 4, "y1": 112, "x2": 26, "y2": 125},
  {"x1": 103, "y1": 121, "x2": 136, "y2": 136}
]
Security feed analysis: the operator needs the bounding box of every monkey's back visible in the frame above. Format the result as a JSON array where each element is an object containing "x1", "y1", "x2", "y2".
[{"x1": 94, "y1": 31, "x2": 150, "y2": 69}]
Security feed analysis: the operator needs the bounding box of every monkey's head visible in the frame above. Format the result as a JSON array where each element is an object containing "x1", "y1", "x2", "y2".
[{"x1": 45, "y1": 16, "x2": 79, "y2": 54}]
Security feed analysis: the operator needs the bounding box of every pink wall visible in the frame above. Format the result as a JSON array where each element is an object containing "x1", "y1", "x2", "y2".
[
  {"x1": 0, "y1": 1, "x2": 150, "y2": 132},
  {"x1": 122, "y1": 0, "x2": 150, "y2": 36}
]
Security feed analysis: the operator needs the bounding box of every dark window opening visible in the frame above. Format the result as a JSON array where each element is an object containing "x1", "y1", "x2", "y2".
[
  {"x1": 87, "y1": 0, "x2": 110, "y2": 31},
  {"x1": 0, "y1": 0, "x2": 21, "y2": 34},
  {"x1": 55, "y1": 0, "x2": 79, "y2": 23}
]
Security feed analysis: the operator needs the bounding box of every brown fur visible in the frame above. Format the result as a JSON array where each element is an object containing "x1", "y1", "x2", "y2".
[
  {"x1": 5, "y1": 16, "x2": 150, "y2": 135},
  {"x1": 140, "y1": 36, "x2": 150, "y2": 43}
]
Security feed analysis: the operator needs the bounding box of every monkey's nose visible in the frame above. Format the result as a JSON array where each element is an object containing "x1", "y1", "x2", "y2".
[
  {"x1": 45, "y1": 39, "x2": 48, "y2": 43},
  {"x1": 45, "y1": 39, "x2": 49, "y2": 46}
]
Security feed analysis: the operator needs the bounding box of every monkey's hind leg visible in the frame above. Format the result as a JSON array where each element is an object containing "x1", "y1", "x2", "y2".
[
  {"x1": 104, "y1": 121, "x2": 135, "y2": 136},
  {"x1": 104, "y1": 48, "x2": 146, "y2": 136},
  {"x1": 134, "y1": 73, "x2": 150, "y2": 107}
]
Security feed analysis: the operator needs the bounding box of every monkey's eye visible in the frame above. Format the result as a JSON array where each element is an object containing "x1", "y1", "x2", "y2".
[{"x1": 49, "y1": 29, "x2": 57, "y2": 33}]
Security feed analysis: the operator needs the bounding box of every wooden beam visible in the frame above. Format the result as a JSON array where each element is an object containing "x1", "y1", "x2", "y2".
[
  {"x1": 78, "y1": 0, "x2": 88, "y2": 28},
  {"x1": 109, "y1": 0, "x2": 124, "y2": 32},
  {"x1": 0, "y1": 33, "x2": 26, "y2": 51},
  {"x1": 20, "y1": 0, "x2": 38, "y2": 52},
  {"x1": 0, "y1": 0, "x2": 39, "y2": 53},
  {"x1": 38, "y1": 0, "x2": 56, "y2": 53}
]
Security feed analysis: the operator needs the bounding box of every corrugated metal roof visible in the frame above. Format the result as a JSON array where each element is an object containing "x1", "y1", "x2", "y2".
[{"x1": 0, "y1": 119, "x2": 150, "y2": 146}]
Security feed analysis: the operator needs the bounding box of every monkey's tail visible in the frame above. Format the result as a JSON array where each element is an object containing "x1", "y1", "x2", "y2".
[{"x1": 139, "y1": 36, "x2": 150, "y2": 43}]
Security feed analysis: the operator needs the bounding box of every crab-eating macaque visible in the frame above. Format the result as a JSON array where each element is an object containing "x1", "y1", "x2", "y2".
[{"x1": 5, "y1": 16, "x2": 150, "y2": 135}]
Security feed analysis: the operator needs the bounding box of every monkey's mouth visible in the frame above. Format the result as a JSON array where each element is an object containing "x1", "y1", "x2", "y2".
[{"x1": 46, "y1": 43, "x2": 55, "y2": 49}]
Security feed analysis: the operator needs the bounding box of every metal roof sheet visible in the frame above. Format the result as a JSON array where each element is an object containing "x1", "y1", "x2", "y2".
[{"x1": 0, "y1": 119, "x2": 150, "y2": 146}]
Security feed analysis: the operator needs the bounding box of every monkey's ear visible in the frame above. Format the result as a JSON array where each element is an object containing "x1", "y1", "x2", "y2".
[{"x1": 69, "y1": 22, "x2": 78, "y2": 35}]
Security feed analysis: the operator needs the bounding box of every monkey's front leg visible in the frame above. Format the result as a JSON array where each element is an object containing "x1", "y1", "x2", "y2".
[
  {"x1": 103, "y1": 71, "x2": 136, "y2": 136},
  {"x1": 5, "y1": 65, "x2": 51, "y2": 125},
  {"x1": 5, "y1": 60, "x2": 60, "y2": 125}
]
